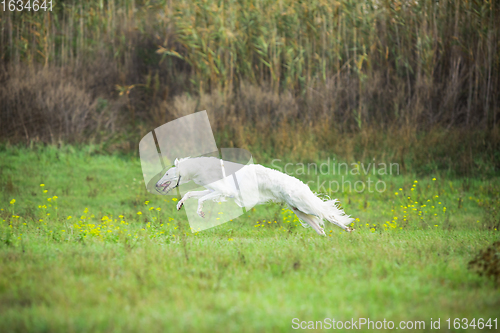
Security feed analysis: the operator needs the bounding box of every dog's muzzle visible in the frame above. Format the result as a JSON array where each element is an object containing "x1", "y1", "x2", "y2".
[
  {"x1": 155, "y1": 176, "x2": 181, "y2": 194},
  {"x1": 155, "y1": 180, "x2": 172, "y2": 194}
]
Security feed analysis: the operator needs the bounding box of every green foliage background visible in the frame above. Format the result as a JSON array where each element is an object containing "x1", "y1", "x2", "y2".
[{"x1": 1, "y1": 1, "x2": 500, "y2": 331}]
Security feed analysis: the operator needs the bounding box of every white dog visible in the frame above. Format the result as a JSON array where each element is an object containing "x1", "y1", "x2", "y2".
[{"x1": 155, "y1": 157, "x2": 354, "y2": 235}]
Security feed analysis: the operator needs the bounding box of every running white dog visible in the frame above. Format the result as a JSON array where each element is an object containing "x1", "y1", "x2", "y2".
[{"x1": 155, "y1": 157, "x2": 354, "y2": 235}]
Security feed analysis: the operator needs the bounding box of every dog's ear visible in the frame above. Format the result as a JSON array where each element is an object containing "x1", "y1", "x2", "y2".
[{"x1": 174, "y1": 158, "x2": 179, "y2": 168}]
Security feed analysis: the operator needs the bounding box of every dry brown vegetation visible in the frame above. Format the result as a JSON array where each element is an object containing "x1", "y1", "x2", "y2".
[{"x1": 0, "y1": 0, "x2": 499, "y2": 175}]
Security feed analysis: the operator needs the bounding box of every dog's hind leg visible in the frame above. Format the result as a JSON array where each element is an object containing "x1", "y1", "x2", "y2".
[
  {"x1": 294, "y1": 210, "x2": 326, "y2": 236},
  {"x1": 324, "y1": 215, "x2": 354, "y2": 232}
]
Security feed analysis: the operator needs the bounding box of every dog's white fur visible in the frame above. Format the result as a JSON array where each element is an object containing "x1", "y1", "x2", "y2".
[{"x1": 155, "y1": 157, "x2": 354, "y2": 235}]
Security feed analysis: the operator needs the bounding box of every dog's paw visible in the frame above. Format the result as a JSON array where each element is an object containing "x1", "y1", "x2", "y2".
[
  {"x1": 176, "y1": 201, "x2": 184, "y2": 211},
  {"x1": 197, "y1": 209, "x2": 205, "y2": 218},
  {"x1": 346, "y1": 227, "x2": 355, "y2": 232}
]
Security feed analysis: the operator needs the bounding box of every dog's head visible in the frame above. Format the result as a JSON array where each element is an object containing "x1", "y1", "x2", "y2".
[{"x1": 155, "y1": 159, "x2": 181, "y2": 194}]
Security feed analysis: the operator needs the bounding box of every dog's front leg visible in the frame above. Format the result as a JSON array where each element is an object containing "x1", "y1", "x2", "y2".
[{"x1": 177, "y1": 190, "x2": 212, "y2": 210}]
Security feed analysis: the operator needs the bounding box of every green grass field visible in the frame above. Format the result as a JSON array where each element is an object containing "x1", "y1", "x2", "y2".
[{"x1": 1, "y1": 145, "x2": 499, "y2": 332}]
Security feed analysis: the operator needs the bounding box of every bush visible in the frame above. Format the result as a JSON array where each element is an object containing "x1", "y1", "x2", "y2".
[{"x1": 469, "y1": 241, "x2": 500, "y2": 286}]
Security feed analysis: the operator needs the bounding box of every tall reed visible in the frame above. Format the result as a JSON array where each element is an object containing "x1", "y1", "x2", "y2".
[{"x1": 1, "y1": 0, "x2": 498, "y2": 128}]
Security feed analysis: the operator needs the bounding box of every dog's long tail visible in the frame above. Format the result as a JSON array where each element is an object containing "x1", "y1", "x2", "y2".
[
  {"x1": 294, "y1": 189, "x2": 355, "y2": 231},
  {"x1": 318, "y1": 199, "x2": 355, "y2": 230}
]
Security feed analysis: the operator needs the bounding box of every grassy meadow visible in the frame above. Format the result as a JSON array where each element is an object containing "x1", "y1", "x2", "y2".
[{"x1": 1, "y1": 145, "x2": 499, "y2": 332}]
